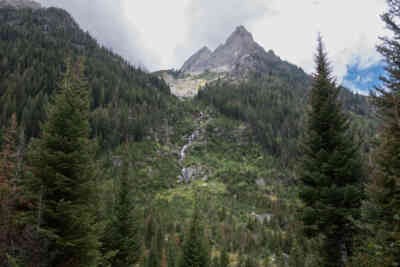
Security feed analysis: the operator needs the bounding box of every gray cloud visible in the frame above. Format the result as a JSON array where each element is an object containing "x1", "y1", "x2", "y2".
[
  {"x1": 174, "y1": 0, "x2": 273, "y2": 68},
  {"x1": 37, "y1": 0, "x2": 159, "y2": 70}
]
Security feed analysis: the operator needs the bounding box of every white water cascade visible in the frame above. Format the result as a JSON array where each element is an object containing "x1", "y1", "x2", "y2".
[{"x1": 178, "y1": 112, "x2": 203, "y2": 183}]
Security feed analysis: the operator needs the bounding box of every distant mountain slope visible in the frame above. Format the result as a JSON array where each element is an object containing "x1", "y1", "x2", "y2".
[
  {"x1": 181, "y1": 28, "x2": 376, "y2": 163},
  {"x1": 0, "y1": 6, "x2": 179, "y2": 148},
  {"x1": 197, "y1": 74, "x2": 375, "y2": 166}
]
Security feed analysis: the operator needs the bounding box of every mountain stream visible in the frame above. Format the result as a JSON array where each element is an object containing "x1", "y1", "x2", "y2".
[{"x1": 178, "y1": 112, "x2": 204, "y2": 183}]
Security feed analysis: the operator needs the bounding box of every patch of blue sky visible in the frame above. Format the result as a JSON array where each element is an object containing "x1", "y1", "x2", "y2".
[{"x1": 342, "y1": 60, "x2": 385, "y2": 95}]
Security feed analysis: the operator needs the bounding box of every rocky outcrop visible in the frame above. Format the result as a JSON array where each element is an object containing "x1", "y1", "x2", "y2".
[
  {"x1": 180, "y1": 46, "x2": 212, "y2": 75},
  {"x1": 162, "y1": 72, "x2": 208, "y2": 98},
  {"x1": 0, "y1": 0, "x2": 41, "y2": 9},
  {"x1": 180, "y1": 25, "x2": 299, "y2": 78},
  {"x1": 161, "y1": 25, "x2": 306, "y2": 98}
]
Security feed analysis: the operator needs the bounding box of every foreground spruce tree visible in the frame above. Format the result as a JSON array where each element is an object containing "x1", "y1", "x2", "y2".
[
  {"x1": 220, "y1": 248, "x2": 230, "y2": 267},
  {"x1": 102, "y1": 148, "x2": 142, "y2": 267},
  {"x1": 28, "y1": 59, "x2": 100, "y2": 266},
  {"x1": 179, "y1": 203, "x2": 209, "y2": 267},
  {"x1": 367, "y1": 0, "x2": 400, "y2": 264},
  {"x1": 0, "y1": 113, "x2": 21, "y2": 265},
  {"x1": 298, "y1": 37, "x2": 364, "y2": 267}
]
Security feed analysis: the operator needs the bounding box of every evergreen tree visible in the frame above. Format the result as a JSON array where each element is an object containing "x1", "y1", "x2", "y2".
[
  {"x1": 103, "y1": 148, "x2": 142, "y2": 267},
  {"x1": 243, "y1": 256, "x2": 258, "y2": 267},
  {"x1": 145, "y1": 212, "x2": 156, "y2": 249},
  {"x1": 27, "y1": 58, "x2": 100, "y2": 266},
  {"x1": 146, "y1": 237, "x2": 161, "y2": 267},
  {"x1": 179, "y1": 204, "x2": 209, "y2": 267},
  {"x1": 0, "y1": 113, "x2": 20, "y2": 265},
  {"x1": 298, "y1": 37, "x2": 364, "y2": 267},
  {"x1": 211, "y1": 256, "x2": 220, "y2": 267},
  {"x1": 367, "y1": 0, "x2": 400, "y2": 264},
  {"x1": 219, "y1": 248, "x2": 230, "y2": 267},
  {"x1": 166, "y1": 233, "x2": 178, "y2": 267}
]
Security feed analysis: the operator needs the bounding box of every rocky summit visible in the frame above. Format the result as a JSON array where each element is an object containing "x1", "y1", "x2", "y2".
[
  {"x1": 180, "y1": 25, "x2": 298, "y2": 77},
  {"x1": 0, "y1": 0, "x2": 41, "y2": 9},
  {"x1": 160, "y1": 25, "x2": 304, "y2": 98}
]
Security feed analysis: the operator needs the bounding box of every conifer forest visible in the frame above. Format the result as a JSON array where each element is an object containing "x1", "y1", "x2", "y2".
[{"x1": 0, "y1": 0, "x2": 399, "y2": 266}]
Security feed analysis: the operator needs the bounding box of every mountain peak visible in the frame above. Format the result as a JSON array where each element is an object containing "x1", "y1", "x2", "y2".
[
  {"x1": 0, "y1": 0, "x2": 41, "y2": 9},
  {"x1": 226, "y1": 25, "x2": 254, "y2": 44},
  {"x1": 180, "y1": 46, "x2": 212, "y2": 74},
  {"x1": 180, "y1": 25, "x2": 290, "y2": 76},
  {"x1": 199, "y1": 46, "x2": 212, "y2": 54},
  {"x1": 234, "y1": 25, "x2": 252, "y2": 36}
]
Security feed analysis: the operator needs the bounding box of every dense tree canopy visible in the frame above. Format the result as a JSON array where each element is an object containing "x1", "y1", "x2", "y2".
[
  {"x1": 0, "y1": 7, "x2": 181, "y2": 149},
  {"x1": 367, "y1": 0, "x2": 400, "y2": 264}
]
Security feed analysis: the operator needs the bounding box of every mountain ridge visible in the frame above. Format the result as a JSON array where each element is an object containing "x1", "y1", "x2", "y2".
[
  {"x1": 0, "y1": 0, "x2": 41, "y2": 9},
  {"x1": 160, "y1": 25, "x2": 308, "y2": 98},
  {"x1": 180, "y1": 25, "x2": 303, "y2": 78}
]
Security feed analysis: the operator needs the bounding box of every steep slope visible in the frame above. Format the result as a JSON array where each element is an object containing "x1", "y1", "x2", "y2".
[
  {"x1": 180, "y1": 46, "x2": 212, "y2": 74},
  {"x1": 0, "y1": 6, "x2": 180, "y2": 149},
  {"x1": 0, "y1": 0, "x2": 41, "y2": 9}
]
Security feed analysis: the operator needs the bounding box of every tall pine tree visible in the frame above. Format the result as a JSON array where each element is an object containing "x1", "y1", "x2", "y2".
[
  {"x1": 27, "y1": 58, "x2": 100, "y2": 266},
  {"x1": 298, "y1": 37, "x2": 364, "y2": 267},
  {"x1": 0, "y1": 113, "x2": 20, "y2": 265},
  {"x1": 179, "y1": 203, "x2": 209, "y2": 267},
  {"x1": 368, "y1": 0, "x2": 400, "y2": 264},
  {"x1": 102, "y1": 146, "x2": 142, "y2": 267}
]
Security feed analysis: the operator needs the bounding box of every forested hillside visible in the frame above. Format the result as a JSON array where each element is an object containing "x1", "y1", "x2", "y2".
[
  {"x1": 198, "y1": 72, "x2": 375, "y2": 166},
  {"x1": 1, "y1": 2, "x2": 398, "y2": 267},
  {"x1": 0, "y1": 6, "x2": 182, "y2": 149}
]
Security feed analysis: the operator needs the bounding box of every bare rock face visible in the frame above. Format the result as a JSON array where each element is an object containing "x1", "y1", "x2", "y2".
[
  {"x1": 180, "y1": 25, "x2": 293, "y2": 77},
  {"x1": 0, "y1": 0, "x2": 41, "y2": 9},
  {"x1": 206, "y1": 25, "x2": 262, "y2": 73},
  {"x1": 162, "y1": 25, "x2": 305, "y2": 98},
  {"x1": 180, "y1": 46, "x2": 212, "y2": 75}
]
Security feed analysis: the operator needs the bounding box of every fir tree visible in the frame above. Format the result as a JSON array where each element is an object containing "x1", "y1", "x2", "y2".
[
  {"x1": 244, "y1": 256, "x2": 258, "y2": 267},
  {"x1": 211, "y1": 256, "x2": 220, "y2": 267},
  {"x1": 27, "y1": 58, "x2": 100, "y2": 266},
  {"x1": 145, "y1": 212, "x2": 156, "y2": 249},
  {"x1": 220, "y1": 248, "x2": 230, "y2": 267},
  {"x1": 179, "y1": 204, "x2": 209, "y2": 267},
  {"x1": 166, "y1": 234, "x2": 178, "y2": 267},
  {"x1": 368, "y1": 0, "x2": 400, "y2": 264},
  {"x1": 146, "y1": 237, "x2": 161, "y2": 267},
  {"x1": 298, "y1": 37, "x2": 364, "y2": 267},
  {"x1": 0, "y1": 113, "x2": 20, "y2": 265},
  {"x1": 104, "y1": 148, "x2": 142, "y2": 267}
]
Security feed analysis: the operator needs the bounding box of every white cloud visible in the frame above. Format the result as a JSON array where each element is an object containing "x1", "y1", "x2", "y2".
[
  {"x1": 250, "y1": 0, "x2": 387, "y2": 82},
  {"x1": 173, "y1": 0, "x2": 273, "y2": 67},
  {"x1": 36, "y1": 0, "x2": 388, "y2": 76},
  {"x1": 37, "y1": 0, "x2": 159, "y2": 69}
]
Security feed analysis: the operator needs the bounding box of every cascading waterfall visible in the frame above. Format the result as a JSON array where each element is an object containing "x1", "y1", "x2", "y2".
[{"x1": 178, "y1": 112, "x2": 203, "y2": 183}]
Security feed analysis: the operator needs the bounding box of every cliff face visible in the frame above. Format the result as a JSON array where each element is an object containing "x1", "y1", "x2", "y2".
[
  {"x1": 0, "y1": 0, "x2": 41, "y2": 9},
  {"x1": 180, "y1": 46, "x2": 212, "y2": 74},
  {"x1": 180, "y1": 25, "x2": 297, "y2": 77}
]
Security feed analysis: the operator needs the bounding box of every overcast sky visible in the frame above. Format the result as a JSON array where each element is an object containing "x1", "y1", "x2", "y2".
[{"x1": 37, "y1": 0, "x2": 387, "y2": 84}]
